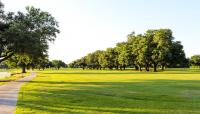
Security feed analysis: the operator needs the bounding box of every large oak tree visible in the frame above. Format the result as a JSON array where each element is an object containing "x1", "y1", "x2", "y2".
[{"x1": 1, "y1": 5, "x2": 59, "y2": 73}]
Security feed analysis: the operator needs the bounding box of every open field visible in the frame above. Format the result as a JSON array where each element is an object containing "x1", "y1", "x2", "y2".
[{"x1": 15, "y1": 69, "x2": 200, "y2": 114}]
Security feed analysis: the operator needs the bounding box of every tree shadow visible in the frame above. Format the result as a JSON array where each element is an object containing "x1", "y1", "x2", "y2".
[
  {"x1": 40, "y1": 69, "x2": 200, "y2": 75},
  {"x1": 0, "y1": 80, "x2": 10, "y2": 82}
]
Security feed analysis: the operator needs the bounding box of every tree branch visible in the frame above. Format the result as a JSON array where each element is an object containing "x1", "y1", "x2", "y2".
[{"x1": 0, "y1": 52, "x2": 14, "y2": 63}]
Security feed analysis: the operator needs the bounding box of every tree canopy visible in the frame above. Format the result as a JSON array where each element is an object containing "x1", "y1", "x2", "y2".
[
  {"x1": 52, "y1": 60, "x2": 66, "y2": 70},
  {"x1": 190, "y1": 55, "x2": 200, "y2": 67},
  {"x1": 0, "y1": 2, "x2": 59, "y2": 72},
  {"x1": 70, "y1": 29, "x2": 188, "y2": 72}
]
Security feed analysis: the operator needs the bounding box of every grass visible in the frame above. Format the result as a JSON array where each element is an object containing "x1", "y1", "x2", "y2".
[
  {"x1": 15, "y1": 69, "x2": 200, "y2": 114},
  {"x1": 0, "y1": 69, "x2": 30, "y2": 85}
]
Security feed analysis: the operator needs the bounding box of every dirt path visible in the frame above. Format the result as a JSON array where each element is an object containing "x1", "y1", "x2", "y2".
[{"x1": 0, "y1": 72, "x2": 36, "y2": 114}]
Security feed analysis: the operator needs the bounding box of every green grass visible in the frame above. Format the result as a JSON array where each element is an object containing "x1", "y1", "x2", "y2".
[
  {"x1": 0, "y1": 69, "x2": 30, "y2": 85},
  {"x1": 15, "y1": 69, "x2": 200, "y2": 114}
]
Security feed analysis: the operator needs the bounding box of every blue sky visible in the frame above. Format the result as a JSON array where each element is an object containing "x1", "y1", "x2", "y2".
[{"x1": 3, "y1": 0, "x2": 200, "y2": 63}]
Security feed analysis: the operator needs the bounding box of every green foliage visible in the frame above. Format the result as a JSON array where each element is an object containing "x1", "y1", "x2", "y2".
[
  {"x1": 0, "y1": 4, "x2": 59, "y2": 73},
  {"x1": 105, "y1": 48, "x2": 118, "y2": 69},
  {"x1": 0, "y1": 3, "x2": 15, "y2": 63},
  {"x1": 85, "y1": 50, "x2": 103, "y2": 69},
  {"x1": 70, "y1": 29, "x2": 187, "y2": 72},
  {"x1": 190, "y1": 55, "x2": 200, "y2": 67},
  {"x1": 52, "y1": 60, "x2": 66, "y2": 70},
  {"x1": 116, "y1": 42, "x2": 129, "y2": 70},
  {"x1": 168, "y1": 41, "x2": 189, "y2": 68},
  {"x1": 30, "y1": 55, "x2": 50, "y2": 70},
  {"x1": 98, "y1": 51, "x2": 108, "y2": 69}
]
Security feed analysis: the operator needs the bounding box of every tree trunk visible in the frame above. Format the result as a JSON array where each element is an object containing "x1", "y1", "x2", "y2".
[
  {"x1": 161, "y1": 64, "x2": 165, "y2": 71},
  {"x1": 153, "y1": 63, "x2": 157, "y2": 72},
  {"x1": 135, "y1": 66, "x2": 139, "y2": 70},
  {"x1": 123, "y1": 65, "x2": 126, "y2": 70},
  {"x1": 116, "y1": 65, "x2": 119, "y2": 70},
  {"x1": 139, "y1": 65, "x2": 142, "y2": 71},
  {"x1": 120, "y1": 66, "x2": 122, "y2": 71},
  {"x1": 22, "y1": 64, "x2": 26, "y2": 73},
  {"x1": 145, "y1": 66, "x2": 149, "y2": 71}
]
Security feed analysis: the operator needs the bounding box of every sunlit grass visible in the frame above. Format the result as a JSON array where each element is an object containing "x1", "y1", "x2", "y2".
[
  {"x1": 15, "y1": 69, "x2": 200, "y2": 114},
  {"x1": 0, "y1": 69, "x2": 30, "y2": 85}
]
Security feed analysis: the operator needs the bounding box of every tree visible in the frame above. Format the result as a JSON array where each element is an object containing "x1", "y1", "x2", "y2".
[
  {"x1": 190, "y1": 55, "x2": 200, "y2": 68},
  {"x1": 116, "y1": 42, "x2": 129, "y2": 70},
  {"x1": 128, "y1": 33, "x2": 145, "y2": 71},
  {"x1": 98, "y1": 51, "x2": 108, "y2": 69},
  {"x1": 105, "y1": 48, "x2": 118, "y2": 70},
  {"x1": 86, "y1": 50, "x2": 104, "y2": 70},
  {"x1": 30, "y1": 54, "x2": 49, "y2": 70},
  {"x1": 127, "y1": 29, "x2": 175, "y2": 72},
  {"x1": 86, "y1": 53, "x2": 96, "y2": 69},
  {"x1": 79, "y1": 57, "x2": 87, "y2": 70},
  {"x1": 93, "y1": 50, "x2": 104, "y2": 70},
  {"x1": 69, "y1": 29, "x2": 187, "y2": 72},
  {"x1": 2, "y1": 6, "x2": 59, "y2": 73},
  {"x1": 0, "y1": 2, "x2": 15, "y2": 63},
  {"x1": 167, "y1": 41, "x2": 188, "y2": 68},
  {"x1": 52, "y1": 60, "x2": 66, "y2": 70},
  {"x1": 146, "y1": 29, "x2": 173, "y2": 72}
]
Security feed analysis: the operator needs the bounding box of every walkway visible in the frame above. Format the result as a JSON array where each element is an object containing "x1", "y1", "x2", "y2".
[{"x1": 0, "y1": 72, "x2": 36, "y2": 114}]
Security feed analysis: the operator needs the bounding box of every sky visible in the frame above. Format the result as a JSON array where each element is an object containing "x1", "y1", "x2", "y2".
[{"x1": 2, "y1": 0, "x2": 200, "y2": 63}]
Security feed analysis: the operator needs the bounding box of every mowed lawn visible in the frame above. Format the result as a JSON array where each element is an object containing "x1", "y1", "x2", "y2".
[
  {"x1": 15, "y1": 69, "x2": 200, "y2": 114},
  {"x1": 0, "y1": 69, "x2": 30, "y2": 85}
]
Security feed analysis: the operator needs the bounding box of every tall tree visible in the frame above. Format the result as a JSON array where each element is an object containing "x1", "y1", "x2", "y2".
[
  {"x1": 128, "y1": 33, "x2": 144, "y2": 71},
  {"x1": 98, "y1": 51, "x2": 108, "y2": 69},
  {"x1": 86, "y1": 53, "x2": 96, "y2": 69},
  {"x1": 2, "y1": 6, "x2": 59, "y2": 72},
  {"x1": 105, "y1": 48, "x2": 118, "y2": 70},
  {"x1": 116, "y1": 42, "x2": 129, "y2": 70},
  {"x1": 166, "y1": 41, "x2": 188, "y2": 68},
  {"x1": 146, "y1": 29, "x2": 173, "y2": 72},
  {"x1": 92, "y1": 50, "x2": 104, "y2": 70}
]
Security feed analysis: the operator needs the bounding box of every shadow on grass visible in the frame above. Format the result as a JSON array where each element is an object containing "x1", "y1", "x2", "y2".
[
  {"x1": 41, "y1": 71, "x2": 200, "y2": 75},
  {"x1": 16, "y1": 79, "x2": 200, "y2": 114},
  {"x1": 0, "y1": 80, "x2": 10, "y2": 82}
]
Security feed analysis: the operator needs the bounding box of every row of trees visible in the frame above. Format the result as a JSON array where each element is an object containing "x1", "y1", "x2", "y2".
[
  {"x1": 1, "y1": 59, "x2": 66, "y2": 70},
  {"x1": 69, "y1": 29, "x2": 188, "y2": 72},
  {"x1": 0, "y1": 2, "x2": 59, "y2": 72}
]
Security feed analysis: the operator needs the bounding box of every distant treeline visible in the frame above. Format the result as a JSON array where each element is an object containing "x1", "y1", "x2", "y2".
[
  {"x1": 69, "y1": 29, "x2": 190, "y2": 72},
  {"x1": 0, "y1": 59, "x2": 67, "y2": 70}
]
